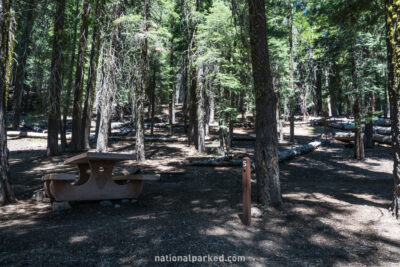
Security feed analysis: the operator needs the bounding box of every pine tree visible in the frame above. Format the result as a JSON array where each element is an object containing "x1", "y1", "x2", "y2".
[
  {"x1": 247, "y1": 0, "x2": 282, "y2": 206},
  {"x1": 47, "y1": 0, "x2": 66, "y2": 156},
  {"x1": 386, "y1": 0, "x2": 400, "y2": 219},
  {"x1": 0, "y1": 0, "x2": 16, "y2": 205},
  {"x1": 71, "y1": 0, "x2": 90, "y2": 151}
]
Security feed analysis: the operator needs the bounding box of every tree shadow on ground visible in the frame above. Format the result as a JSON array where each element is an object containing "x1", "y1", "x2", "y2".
[{"x1": 2, "y1": 140, "x2": 399, "y2": 266}]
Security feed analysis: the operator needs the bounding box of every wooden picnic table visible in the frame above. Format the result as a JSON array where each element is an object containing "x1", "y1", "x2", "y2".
[{"x1": 43, "y1": 152, "x2": 159, "y2": 203}]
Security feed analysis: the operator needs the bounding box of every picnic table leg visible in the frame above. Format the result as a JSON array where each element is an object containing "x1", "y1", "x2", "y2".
[
  {"x1": 74, "y1": 163, "x2": 90, "y2": 185},
  {"x1": 44, "y1": 180, "x2": 54, "y2": 200},
  {"x1": 88, "y1": 160, "x2": 115, "y2": 189}
]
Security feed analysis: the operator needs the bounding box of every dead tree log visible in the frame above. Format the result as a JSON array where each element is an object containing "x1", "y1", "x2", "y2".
[
  {"x1": 334, "y1": 132, "x2": 391, "y2": 145},
  {"x1": 328, "y1": 122, "x2": 391, "y2": 136},
  {"x1": 187, "y1": 141, "x2": 324, "y2": 166},
  {"x1": 109, "y1": 135, "x2": 213, "y2": 142},
  {"x1": 372, "y1": 134, "x2": 391, "y2": 145},
  {"x1": 374, "y1": 118, "x2": 391, "y2": 127},
  {"x1": 278, "y1": 141, "x2": 323, "y2": 161},
  {"x1": 20, "y1": 121, "x2": 44, "y2": 133},
  {"x1": 334, "y1": 132, "x2": 357, "y2": 142},
  {"x1": 7, "y1": 131, "x2": 73, "y2": 140},
  {"x1": 374, "y1": 126, "x2": 391, "y2": 135}
]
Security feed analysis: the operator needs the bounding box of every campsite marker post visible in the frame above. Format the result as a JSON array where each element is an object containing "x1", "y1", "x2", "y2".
[{"x1": 242, "y1": 157, "x2": 251, "y2": 226}]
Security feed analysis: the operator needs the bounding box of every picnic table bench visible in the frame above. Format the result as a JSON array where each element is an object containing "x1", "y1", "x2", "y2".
[{"x1": 43, "y1": 152, "x2": 159, "y2": 203}]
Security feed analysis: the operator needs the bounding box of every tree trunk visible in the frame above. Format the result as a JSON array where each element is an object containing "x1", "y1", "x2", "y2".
[
  {"x1": 188, "y1": 66, "x2": 197, "y2": 147},
  {"x1": 12, "y1": 0, "x2": 35, "y2": 130},
  {"x1": 365, "y1": 92, "x2": 375, "y2": 148},
  {"x1": 81, "y1": 0, "x2": 101, "y2": 150},
  {"x1": 71, "y1": 0, "x2": 90, "y2": 152},
  {"x1": 289, "y1": 99, "x2": 295, "y2": 143},
  {"x1": 150, "y1": 57, "x2": 156, "y2": 136},
  {"x1": 182, "y1": 60, "x2": 188, "y2": 134},
  {"x1": 209, "y1": 91, "x2": 215, "y2": 124},
  {"x1": 219, "y1": 118, "x2": 226, "y2": 157},
  {"x1": 324, "y1": 64, "x2": 332, "y2": 116},
  {"x1": 188, "y1": 1, "x2": 200, "y2": 148},
  {"x1": 386, "y1": 0, "x2": 400, "y2": 219},
  {"x1": 248, "y1": 0, "x2": 281, "y2": 206},
  {"x1": 60, "y1": 0, "x2": 79, "y2": 151},
  {"x1": 47, "y1": 0, "x2": 66, "y2": 156},
  {"x1": 0, "y1": 0, "x2": 16, "y2": 205},
  {"x1": 384, "y1": 69, "x2": 389, "y2": 118},
  {"x1": 315, "y1": 62, "x2": 323, "y2": 115},
  {"x1": 288, "y1": 0, "x2": 295, "y2": 143},
  {"x1": 169, "y1": 43, "x2": 175, "y2": 126},
  {"x1": 329, "y1": 64, "x2": 339, "y2": 117},
  {"x1": 197, "y1": 63, "x2": 205, "y2": 152},
  {"x1": 353, "y1": 95, "x2": 364, "y2": 160},
  {"x1": 351, "y1": 49, "x2": 364, "y2": 160},
  {"x1": 96, "y1": 42, "x2": 117, "y2": 152},
  {"x1": 277, "y1": 100, "x2": 284, "y2": 142},
  {"x1": 135, "y1": 0, "x2": 149, "y2": 162}
]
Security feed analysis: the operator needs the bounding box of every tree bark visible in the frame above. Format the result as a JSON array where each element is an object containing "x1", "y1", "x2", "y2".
[
  {"x1": 182, "y1": 60, "x2": 188, "y2": 134},
  {"x1": 12, "y1": 0, "x2": 35, "y2": 130},
  {"x1": 353, "y1": 95, "x2": 364, "y2": 160},
  {"x1": 247, "y1": 0, "x2": 281, "y2": 206},
  {"x1": 315, "y1": 62, "x2": 323, "y2": 115},
  {"x1": 188, "y1": 66, "x2": 197, "y2": 147},
  {"x1": 365, "y1": 92, "x2": 375, "y2": 148},
  {"x1": 81, "y1": 0, "x2": 101, "y2": 150},
  {"x1": 288, "y1": 0, "x2": 295, "y2": 143},
  {"x1": 0, "y1": 0, "x2": 16, "y2": 205},
  {"x1": 60, "y1": 0, "x2": 80, "y2": 151},
  {"x1": 386, "y1": 0, "x2": 400, "y2": 219},
  {"x1": 135, "y1": 0, "x2": 149, "y2": 162},
  {"x1": 351, "y1": 49, "x2": 364, "y2": 160},
  {"x1": 71, "y1": 0, "x2": 90, "y2": 151},
  {"x1": 197, "y1": 63, "x2": 205, "y2": 152},
  {"x1": 150, "y1": 56, "x2": 156, "y2": 136},
  {"x1": 47, "y1": 0, "x2": 66, "y2": 156},
  {"x1": 169, "y1": 42, "x2": 175, "y2": 126},
  {"x1": 188, "y1": 0, "x2": 200, "y2": 148},
  {"x1": 324, "y1": 64, "x2": 332, "y2": 116},
  {"x1": 96, "y1": 39, "x2": 117, "y2": 152}
]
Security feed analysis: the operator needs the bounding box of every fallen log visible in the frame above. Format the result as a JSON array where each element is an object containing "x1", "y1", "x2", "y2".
[
  {"x1": 334, "y1": 132, "x2": 391, "y2": 145},
  {"x1": 7, "y1": 131, "x2": 72, "y2": 140},
  {"x1": 109, "y1": 135, "x2": 214, "y2": 142},
  {"x1": 187, "y1": 140, "x2": 324, "y2": 166},
  {"x1": 372, "y1": 134, "x2": 391, "y2": 145},
  {"x1": 7, "y1": 131, "x2": 204, "y2": 143},
  {"x1": 188, "y1": 156, "x2": 244, "y2": 167},
  {"x1": 20, "y1": 121, "x2": 44, "y2": 133},
  {"x1": 282, "y1": 121, "x2": 311, "y2": 126},
  {"x1": 328, "y1": 122, "x2": 392, "y2": 136},
  {"x1": 374, "y1": 126, "x2": 391, "y2": 136},
  {"x1": 334, "y1": 132, "x2": 357, "y2": 142},
  {"x1": 374, "y1": 118, "x2": 391, "y2": 127},
  {"x1": 328, "y1": 122, "x2": 359, "y2": 131},
  {"x1": 232, "y1": 135, "x2": 256, "y2": 141},
  {"x1": 278, "y1": 141, "x2": 323, "y2": 162}
]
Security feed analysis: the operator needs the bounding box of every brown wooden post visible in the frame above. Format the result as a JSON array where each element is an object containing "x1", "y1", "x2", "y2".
[{"x1": 242, "y1": 157, "x2": 251, "y2": 226}]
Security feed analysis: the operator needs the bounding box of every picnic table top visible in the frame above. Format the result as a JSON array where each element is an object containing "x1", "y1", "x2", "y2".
[{"x1": 64, "y1": 152, "x2": 136, "y2": 165}]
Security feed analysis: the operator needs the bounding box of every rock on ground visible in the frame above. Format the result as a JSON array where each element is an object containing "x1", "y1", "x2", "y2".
[{"x1": 251, "y1": 207, "x2": 263, "y2": 218}]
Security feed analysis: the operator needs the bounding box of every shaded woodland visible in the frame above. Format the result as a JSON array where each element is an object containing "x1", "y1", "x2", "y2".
[{"x1": 0, "y1": 0, "x2": 400, "y2": 265}]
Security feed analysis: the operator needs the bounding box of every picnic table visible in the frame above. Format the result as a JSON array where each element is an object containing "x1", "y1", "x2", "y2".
[{"x1": 43, "y1": 152, "x2": 159, "y2": 203}]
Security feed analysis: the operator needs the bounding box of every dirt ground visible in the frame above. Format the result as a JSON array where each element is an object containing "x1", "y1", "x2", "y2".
[{"x1": 1, "y1": 123, "x2": 399, "y2": 266}]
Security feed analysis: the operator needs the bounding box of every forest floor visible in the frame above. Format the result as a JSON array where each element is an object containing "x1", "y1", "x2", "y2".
[{"x1": 0, "y1": 122, "x2": 400, "y2": 266}]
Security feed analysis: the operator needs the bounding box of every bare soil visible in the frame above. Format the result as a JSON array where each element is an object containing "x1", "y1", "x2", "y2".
[{"x1": 1, "y1": 123, "x2": 399, "y2": 266}]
